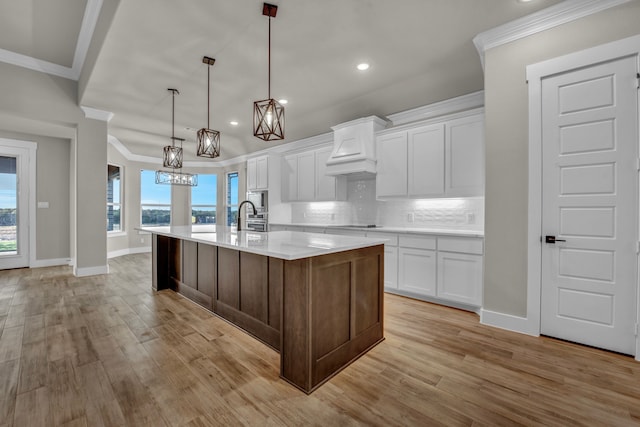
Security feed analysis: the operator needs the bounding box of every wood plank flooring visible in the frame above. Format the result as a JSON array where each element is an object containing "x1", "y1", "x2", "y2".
[{"x1": 0, "y1": 253, "x2": 639, "y2": 426}]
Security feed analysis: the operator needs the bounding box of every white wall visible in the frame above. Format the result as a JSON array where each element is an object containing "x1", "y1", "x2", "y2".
[
  {"x1": 0, "y1": 130, "x2": 71, "y2": 262},
  {"x1": 0, "y1": 61, "x2": 109, "y2": 274},
  {"x1": 483, "y1": 1, "x2": 640, "y2": 317}
]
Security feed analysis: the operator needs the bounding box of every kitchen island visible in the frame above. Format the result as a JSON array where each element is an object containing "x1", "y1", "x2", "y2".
[{"x1": 140, "y1": 225, "x2": 385, "y2": 393}]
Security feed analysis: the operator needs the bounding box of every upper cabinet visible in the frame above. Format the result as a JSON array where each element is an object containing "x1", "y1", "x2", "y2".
[
  {"x1": 376, "y1": 112, "x2": 484, "y2": 199},
  {"x1": 445, "y1": 115, "x2": 484, "y2": 197},
  {"x1": 283, "y1": 146, "x2": 347, "y2": 202},
  {"x1": 247, "y1": 155, "x2": 269, "y2": 191}
]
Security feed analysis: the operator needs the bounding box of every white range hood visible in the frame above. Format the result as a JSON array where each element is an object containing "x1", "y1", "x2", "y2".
[{"x1": 325, "y1": 116, "x2": 388, "y2": 177}]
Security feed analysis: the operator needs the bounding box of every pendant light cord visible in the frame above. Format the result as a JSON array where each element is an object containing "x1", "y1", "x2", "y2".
[
  {"x1": 268, "y1": 15, "x2": 271, "y2": 100},
  {"x1": 171, "y1": 90, "x2": 175, "y2": 146},
  {"x1": 207, "y1": 65, "x2": 211, "y2": 129}
]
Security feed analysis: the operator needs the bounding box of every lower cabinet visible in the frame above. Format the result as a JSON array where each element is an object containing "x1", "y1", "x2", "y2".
[
  {"x1": 394, "y1": 233, "x2": 483, "y2": 310},
  {"x1": 437, "y1": 251, "x2": 483, "y2": 306},
  {"x1": 398, "y1": 247, "x2": 437, "y2": 296}
]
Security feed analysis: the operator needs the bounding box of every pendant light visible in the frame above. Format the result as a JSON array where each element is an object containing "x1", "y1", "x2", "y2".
[
  {"x1": 163, "y1": 88, "x2": 184, "y2": 169},
  {"x1": 197, "y1": 56, "x2": 221, "y2": 158},
  {"x1": 253, "y1": 2, "x2": 284, "y2": 141},
  {"x1": 156, "y1": 88, "x2": 197, "y2": 186}
]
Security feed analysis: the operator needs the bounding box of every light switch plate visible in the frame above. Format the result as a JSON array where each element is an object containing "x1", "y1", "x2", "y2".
[{"x1": 37, "y1": 201, "x2": 49, "y2": 208}]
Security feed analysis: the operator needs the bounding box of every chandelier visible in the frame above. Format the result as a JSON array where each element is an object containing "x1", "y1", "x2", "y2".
[{"x1": 156, "y1": 88, "x2": 197, "y2": 186}]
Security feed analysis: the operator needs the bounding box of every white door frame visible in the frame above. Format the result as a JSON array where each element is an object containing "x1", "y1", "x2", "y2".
[
  {"x1": 0, "y1": 138, "x2": 37, "y2": 268},
  {"x1": 527, "y1": 34, "x2": 640, "y2": 360}
]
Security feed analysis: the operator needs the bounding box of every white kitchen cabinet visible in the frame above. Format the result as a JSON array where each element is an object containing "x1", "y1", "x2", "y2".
[
  {"x1": 376, "y1": 131, "x2": 407, "y2": 197},
  {"x1": 376, "y1": 112, "x2": 484, "y2": 199},
  {"x1": 283, "y1": 154, "x2": 298, "y2": 201},
  {"x1": 398, "y1": 247, "x2": 437, "y2": 297},
  {"x1": 283, "y1": 147, "x2": 346, "y2": 202},
  {"x1": 437, "y1": 252, "x2": 483, "y2": 306},
  {"x1": 315, "y1": 147, "x2": 347, "y2": 201},
  {"x1": 445, "y1": 115, "x2": 484, "y2": 196},
  {"x1": 297, "y1": 152, "x2": 315, "y2": 201},
  {"x1": 247, "y1": 155, "x2": 269, "y2": 191},
  {"x1": 436, "y1": 236, "x2": 483, "y2": 306},
  {"x1": 408, "y1": 123, "x2": 445, "y2": 196},
  {"x1": 366, "y1": 231, "x2": 399, "y2": 290}
]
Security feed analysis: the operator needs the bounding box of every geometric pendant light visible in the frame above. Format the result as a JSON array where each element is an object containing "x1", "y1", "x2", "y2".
[
  {"x1": 163, "y1": 88, "x2": 184, "y2": 168},
  {"x1": 253, "y1": 2, "x2": 284, "y2": 141},
  {"x1": 156, "y1": 88, "x2": 197, "y2": 186},
  {"x1": 197, "y1": 56, "x2": 221, "y2": 158}
]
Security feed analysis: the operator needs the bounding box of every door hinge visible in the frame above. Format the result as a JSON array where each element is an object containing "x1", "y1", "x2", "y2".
[
  {"x1": 635, "y1": 323, "x2": 639, "y2": 337},
  {"x1": 637, "y1": 73, "x2": 640, "y2": 88},
  {"x1": 636, "y1": 158, "x2": 640, "y2": 171},
  {"x1": 636, "y1": 241, "x2": 640, "y2": 254}
]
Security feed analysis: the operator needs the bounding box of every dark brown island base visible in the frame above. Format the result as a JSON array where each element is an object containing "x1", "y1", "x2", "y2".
[{"x1": 145, "y1": 226, "x2": 385, "y2": 393}]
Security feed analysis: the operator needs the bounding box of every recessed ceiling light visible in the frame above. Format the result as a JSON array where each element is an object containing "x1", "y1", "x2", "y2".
[
  {"x1": 278, "y1": 99, "x2": 288, "y2": 105},
  {"x1": 517, "y1": 0, "x2": 535, "y2": 3},
  {"x1": 230, "y1": 121, "x2": 239, "y2": 126},
  {"x1": 357, "y1": 63, "x2": 370, "y2": 71}
]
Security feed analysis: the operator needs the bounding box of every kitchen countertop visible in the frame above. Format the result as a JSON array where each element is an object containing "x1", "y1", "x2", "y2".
[
  {"x1": 138, "y1": 225, "x2": 387, "y2": 260},
  {"x1": 269, "y1": 223, "x2": 484, "y2": 238}
]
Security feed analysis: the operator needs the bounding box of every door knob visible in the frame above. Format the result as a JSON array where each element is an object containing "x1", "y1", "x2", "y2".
[{"x1": 545, "y1": 235, "x2": 566, "y2": 244}]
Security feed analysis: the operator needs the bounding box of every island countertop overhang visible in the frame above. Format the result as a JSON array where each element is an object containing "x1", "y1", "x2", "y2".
[{"x1": 138, "y1": 225, "x2": 386, "y2": 260}]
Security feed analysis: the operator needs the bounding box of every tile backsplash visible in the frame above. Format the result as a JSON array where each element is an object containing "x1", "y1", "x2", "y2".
[{"x1": 290, "y1": 179, "x2": 484, "y2": 230}]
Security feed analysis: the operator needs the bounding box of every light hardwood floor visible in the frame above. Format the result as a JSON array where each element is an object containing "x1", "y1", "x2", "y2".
[{"x1": 0, "y1": 253, "x2": 639, "y2": 426}]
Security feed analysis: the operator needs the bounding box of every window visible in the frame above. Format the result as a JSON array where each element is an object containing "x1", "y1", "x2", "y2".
[
  {"x1": 107, "y1": 164, "x2": 122, "y2": 232},
  {"x1": 226, "y1": 171, "x2": 239, "y2": 226},
  {"x1": 192, "y1": 174, "x2": 217, "y2": 229},
  {"x1": 140, "y1": 169, "x2": 171, "y2": 226}
]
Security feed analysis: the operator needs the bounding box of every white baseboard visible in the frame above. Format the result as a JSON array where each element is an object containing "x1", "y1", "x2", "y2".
[
  {"x1": 107, "y1": 246, "x2": 151, "y2": 259},
  {"x1": 480, "y1": 309, "x2": 539, "y2": 337},
  {"x1": 30, "y1": 258, "x2": 71, "y2": 268},
  {"x1": 74, "y1": 264, "x2": 109, "y2": 277}
]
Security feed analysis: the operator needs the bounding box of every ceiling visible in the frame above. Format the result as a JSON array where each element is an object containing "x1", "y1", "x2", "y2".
[{"x1": 0, "y1": 0, "x2": 563, "y2": 163}]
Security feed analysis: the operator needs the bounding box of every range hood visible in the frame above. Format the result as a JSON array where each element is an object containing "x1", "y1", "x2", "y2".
[{"x1": 325, "y1": 116, "x2": 388, "y2": 177}]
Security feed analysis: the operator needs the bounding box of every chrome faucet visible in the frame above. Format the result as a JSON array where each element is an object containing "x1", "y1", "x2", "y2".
[{"x1": 237, "y1": 200, "x2": 257, "y2": 232}]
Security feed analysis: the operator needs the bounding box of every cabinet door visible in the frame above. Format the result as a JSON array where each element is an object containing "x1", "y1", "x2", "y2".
[
  {"x1": 384, "y1": 246, "x2": 398, "y2": 289},
  {"x1": 297, "y1": 152, "x2": 315, "y2": 201},
  {"x1": 283, "y1": 154, "x2": 298, "y2": 201},
  {"x1": 256, "y1": 156, "x2": 269, "y2": 189},
  {"x1": 408, "y1": 123, "x2": 445, "y2": 196},
  {"x1": 315, "y1": 147, "x2": 337, "y2": 201},
  {"x1": 437, "y1": 252, "x2": 483, "y2": 306},
  {"x1": 398, "y1": 247, "x2": 436, "y2": 296},
  {"x1": 376, "y1": 132, "x2": 407, "y2": 197},
  {"x1": 247, "y1": 158, "x2": 257, "y2": 191},
  {"x1": 445, "y1": 115, "x2": 484, "y2": 196}
]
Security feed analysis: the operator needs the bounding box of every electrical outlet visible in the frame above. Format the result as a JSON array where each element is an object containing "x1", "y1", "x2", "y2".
[
  {"x1": 466, "y1": 212, "x2": 475, "y2": 223},
  {"x1": 407, "y1": 212, "x2": 414, "y2": 223}
]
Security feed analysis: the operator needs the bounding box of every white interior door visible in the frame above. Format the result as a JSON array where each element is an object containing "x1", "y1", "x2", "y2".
[
  {"x1": 0, "y1": 145, "x2": 31, "y2": 269},
  {"x1": 540, "y1": 56, "x2": 638, "y2": 355}
]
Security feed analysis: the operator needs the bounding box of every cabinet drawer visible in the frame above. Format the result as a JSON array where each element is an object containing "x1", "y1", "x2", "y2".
[
  {"x1": 438, "y1": 237, "x2": 483, "y2": 255},
  {"x1": 399, "y1": 235, "x2": 436, "y2": 250},
  {"x1": 366, "y1": 232, "x2": 398, "y2": 246}
]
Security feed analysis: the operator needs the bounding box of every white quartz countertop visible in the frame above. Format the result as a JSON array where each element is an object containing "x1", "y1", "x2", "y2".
[
  {"x1": 138, "y1": 225, "x2": 387, "y2": 260},
  {"x1": 269, "y1": 223, "x2": 484, "y2": 238}
]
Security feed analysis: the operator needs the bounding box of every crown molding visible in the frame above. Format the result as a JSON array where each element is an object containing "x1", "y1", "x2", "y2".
[
  {"x1": 81, "y1": 106, "x2": 113, "y2": 122},
  {"x1": 107, "y1": 135, "x2": 248, "y2": 168},
  {"x1": 108, "y1": 135, "x2": 161, "y2": 165},
  {"x1": 0, "y1": 0, "x2": 103, "y2": 80},
  {"x1": 473, "y1": 0, "x2": 632, "y2": 68},
  {"x1": 386, "y1": 91, "x2": 484, "y2": 126}
]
